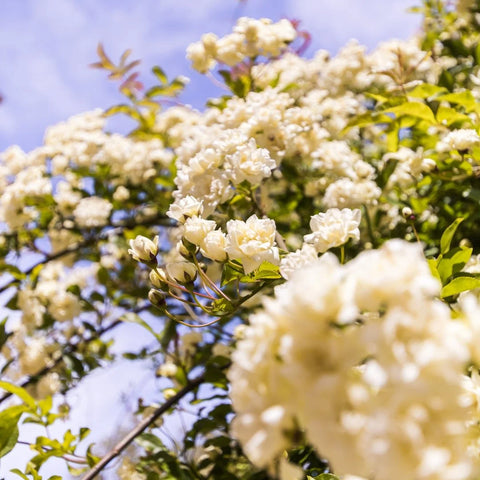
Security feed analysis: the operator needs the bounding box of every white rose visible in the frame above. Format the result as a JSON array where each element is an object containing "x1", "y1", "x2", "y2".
[
  {"x1": 167, "y1": 196, "x2": 204, "y2": 223},
  {"x1": 183, "y1": 216, "x2": 216, "y2": 246},
  {"x1": 186, "y1": 41, "x2": 216, "y2": 73},
  {"x1": 201, "y1": 230, "x2": 227, "y2": 262},
  {"x1": 304, "y1": 208, "x2": 361, "y2": 253},
  {"x1": 128, "y1": 235, "x2": 159, "y2": 263},
  {"x1": 437, "y1": 128, "x2": 480, "y2": 152},
  {"x1": 280, "y1": 244, "x2": 318, "y2": 279},
  {"x1": 113, "y1": 185, "x2": 130, "y2": 201},
  {"x1": 226, "y1": 214, "x2": 279, "y2": 274},
  {"x1": 73, "y1": 197, "x2": 113, "y2": 228},
  {"x1": 216, "y1": 33, "x2": 245, "y2": 66},
  {"x1": 226, "y1": 138, "x2": 276, "y2": 185}
]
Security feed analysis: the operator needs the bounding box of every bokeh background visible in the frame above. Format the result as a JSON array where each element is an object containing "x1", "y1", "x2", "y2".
[{"x1": 0, "y1": 0, "x2": 420, "y2": 477}]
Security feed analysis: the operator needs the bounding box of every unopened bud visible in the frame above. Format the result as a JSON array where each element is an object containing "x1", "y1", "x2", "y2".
[
  {"x1": 177, "y1": 240, "x2": 194, "y2": 259},
  {"x1": 181, "y1": 237, "x2": 199, "y2": 255},
  {"x1": 149, "y1": 268, "x2": 168, "y2": 289},
  {"x1": 148, "y1": 289, "x2": 166, "y2": 306},
  {"x1": 402, "y1": 207, "x2": 415, "y2": 221},
  {"x1": 156, "y1": 361, "x2": 178, "y2": 378},
  {"x1": 166, "y1": 262, "x2": 197, "y2": 284},
  {"x1": 163, "y1": 388, "x2": 177, "y2": 400},
  {"x1": 128, "y1": 235, "x2": 159, "y2": 265}
]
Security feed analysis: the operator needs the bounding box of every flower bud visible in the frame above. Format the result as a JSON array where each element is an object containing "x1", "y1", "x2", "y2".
[
  {"x1": 401, "y1": 207, "x2": 413, "y2": 217},
  {"x1": 148, "y1": 289, "x2": 166, "y2": 307},
  {"x1": 128, "y1": 235, "x2": 159, "y2": 264},
  {"x1": 166, "y1": 262, "x2": 197, "y2": 284},
  {"x1": 163, "y1": 388, "x2": 177, "y2": 400},
  {"x1": 401, "y1": 207, "x2": 414, "y2": 220},
  {"x1": 156, "y1": 361, "x2": 178, "y2": 378},
  {"x1": 149, "y1": 268, "x2": 168, "y2": 289},
  {"x1": 177, "y1": 241, "x2": 192, "y2": 259},
  {"x1": 180, "y1": 237, "x2": 198, "y2": 257}
]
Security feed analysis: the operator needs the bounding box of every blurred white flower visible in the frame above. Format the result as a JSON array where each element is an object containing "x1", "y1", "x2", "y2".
[
  {"x1": 304, "y1": 208, "x2": 361, "y2": 253},
  {"x1": 437, "y1": 129, "x2": 480, "y2": 152}
]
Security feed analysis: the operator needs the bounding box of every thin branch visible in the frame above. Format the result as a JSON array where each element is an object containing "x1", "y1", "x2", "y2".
[
  {"x1": 81, "y1": 371, "x2": 207, "y2": 480},
  {"x1": 0, "y1": 238, "x2": 95, "y2": 295},
  {"x1": 0, "y1": 214, "x2": 173, "y2": 296}
]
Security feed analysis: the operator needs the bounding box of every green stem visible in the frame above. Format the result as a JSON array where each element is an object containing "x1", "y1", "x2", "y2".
[{"x1": 362, "y1": 204, "x2": 377, "y2": 248}]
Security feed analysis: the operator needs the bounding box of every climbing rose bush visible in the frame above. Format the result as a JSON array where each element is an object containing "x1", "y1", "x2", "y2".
[{"x1": 4, "y1": 2, "x2": 480, "y2": 479}]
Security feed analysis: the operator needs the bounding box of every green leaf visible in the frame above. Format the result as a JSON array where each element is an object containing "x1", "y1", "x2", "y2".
[
  {"x1": 0, "y1": 405, "x2": 26, "y2": 457},
  {"x1": 37, "y1": 396, "x2": 52, "y2": 417},
  {"x1": 62, "y1": 429, "x2": 76, "y2": 449},
  {"x1": 10, "y1": 469, "x2": 30, "y2": 480},
  {"x1": 386, "y1": 122, "x2": 399, "y2": 151},
  {"x1": 440, "y1": 218, "x2": 464, "y2": 254},
  {"x1": 204, "y1": 365, "x2": 228, "y2": 390},
  {"x1": 79, "y1": 427, "x2": 91, "y2": 441},
  {"x1": 439, "y1": 69, "x2": 454, "y2": 90},
  {"x1": 407, "y1": 83, "x2": 447, "y2": 99},
  {"x1": 104, "y1": 104, "x2": 142, "y2": 122},
  {"x1": 66, "y1": 284, "x2": 81, "y2": 296},
  {"x1": 152, "y1": 66, "x2": 168, "y2": 84},
  {"x1": 86, "y1": 443, "x2": 100, "y2": 467},
  {"x1": 210, "y1": 298, "x2": 234, "y2": 315},
  {"x1": 475, "y1": 42, "x2": 480, "y2": 65},
  {"x1": 253, "y1": 261, "x2": 282, "y2": 280},
  {"x1": 0, "y1": 263, "x2": 26, "y2": 281},
  {"x1": 221, "y1": 263, "x2": 244, "y2": 286},
  {"x1": 146, "y1": 79, "x2": 185, "y2": 98},
  {"x1": 436, "y1": 106, "x2": 472, "y2": 126},
  {"x1": 136, "y1": 432, "x2": 166, "y2": 453},
  {"x1": 377, "y1": 159, "x2": 398, "y2": 189},
  {"x1": 437, "y1": 246, "x2": 472, "y2": 284},
  {"x1": 441, "y1": 276, "x2": 480, "y2": 298},
  {"x1": 0, "y1": 381, "x2": 36, "y2": 409},
  {"x1": 146, "y1": 85, "x2": 168, "y2": 98},
  {"x1": 365, "y1": 92, "x2": 390, "y2": 104},
  {"x1": 342, "y1": 111, "x2": 393, "y2": 133},
  {"x1": 29, "y1": 448, "x2": 65, "y2": 469},
  {"x1": 427, "y1": 258, "x2": 441, "y2": 282},
  {"x1": 0, "y1": 317, "x2": 12, "y2": 351},
  {"x1": 436, "y1": 91, "x2": 477, "y2": 111},
  {"x1": 384, "y1": 102, "x2": 436, "y2": 124}
]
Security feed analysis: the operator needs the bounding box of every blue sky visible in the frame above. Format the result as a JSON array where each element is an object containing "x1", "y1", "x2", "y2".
[
  {"x1": 0, "y1": 0, "x2": 420, "y2": 476},
  {"x1": 0, "y1": 0, "x2": 420, "y2": 151}
]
